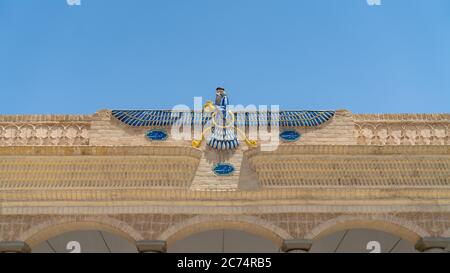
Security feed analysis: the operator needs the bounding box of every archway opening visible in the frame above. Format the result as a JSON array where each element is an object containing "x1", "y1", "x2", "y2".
[
  {"x1": 308, "y1": 217, "x2": 424, "y2": 244},
  {"x1": 168, "y1": 229, "x2": 280, "y2": 253},
  {"x1": 32, "y1": 230, "x2": 138, "y2": 253},
  {"x1": 310, "y1": 228, "x2": 417, "y2": 253}
]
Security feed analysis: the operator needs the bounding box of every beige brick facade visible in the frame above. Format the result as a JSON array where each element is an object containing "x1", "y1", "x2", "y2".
[{"x1": 0, "y1": 109, "x2": 449, "y2": 251}]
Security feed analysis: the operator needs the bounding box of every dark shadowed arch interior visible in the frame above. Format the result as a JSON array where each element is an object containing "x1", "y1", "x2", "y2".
[
  {"x1": 168, "y1": 229, "x2": 281, "y2": 253},
  {"x1": 310, "y1": 228, "x2": 417, "y2": 253},
  {"x1": 32, "y1": 230, "x2": 137, "y2": 253},
  {"x1": 31, "y1": 228, "x2": 417, "y2": 253}
]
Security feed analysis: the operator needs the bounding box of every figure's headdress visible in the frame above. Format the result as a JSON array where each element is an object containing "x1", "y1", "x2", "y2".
[{"x1": 215, "y1": 87, "x2": 226, "y2": 105}]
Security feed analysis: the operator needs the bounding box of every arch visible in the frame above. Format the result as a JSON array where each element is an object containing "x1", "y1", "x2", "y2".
[
  {"x1": 19, "y1": 216, "x2": 143, "y2": 248},
  {"x1": 159, "y1": 215, "x2": 292, "y2": 247},
  {"x1": 305, "y1": 215, "x2": 429, "y2": 244}
]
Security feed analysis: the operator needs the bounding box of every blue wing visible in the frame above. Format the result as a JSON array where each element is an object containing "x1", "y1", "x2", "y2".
[
  {"x1": 111, "y1": 110, "x2": 334, "y2": 127},
  {"x1": 234, "y1": 110, "x2": 335, "y2": 127},
  {"x1": 111, "y1": 110, "x2": 212, "y2": 127}
]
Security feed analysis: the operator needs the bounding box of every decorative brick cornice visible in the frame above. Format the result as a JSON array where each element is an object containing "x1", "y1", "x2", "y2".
[
  {"x1": 353, "y1": 113, "x2": 450, "y2": 123},
  {"x1": 0, "y1": 119, "x2": 91, "y2": 146},
  {"x1": 1, "y1": 187, "x2": 450, "y2": 202},
  {"x1": 354, "y1": 114, "x2": 450, "y2": 146},
  {"x1": 0, "y1": 114, "x2": 92, "y2": 123}
]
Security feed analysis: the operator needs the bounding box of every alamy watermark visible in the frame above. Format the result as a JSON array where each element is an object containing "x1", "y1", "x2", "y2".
[
  {"x1": 367, "y1": 0, "x2": 382, "y2": 6},
  {"x1": 170, "y1": 96, "x2": 281, "y2": 151},
  {"x1": 67, "y1": 0, "x2": 81, "y2": 6}
]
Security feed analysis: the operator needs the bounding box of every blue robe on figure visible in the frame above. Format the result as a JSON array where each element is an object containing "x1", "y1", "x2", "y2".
[{"x1": 207, "y1": 92, "x2": 239, "y2": 150}]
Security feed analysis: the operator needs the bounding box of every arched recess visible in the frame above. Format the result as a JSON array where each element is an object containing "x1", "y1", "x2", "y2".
[
  {"x1": 159, "y1": 215, "x2": 292, "y2": 247},
  {"x1": 18, "y1": 217, "x2": 143, "y2": 248},
  {"x1": 305, "y1": 215, "x2": 429, "y2": 244}
]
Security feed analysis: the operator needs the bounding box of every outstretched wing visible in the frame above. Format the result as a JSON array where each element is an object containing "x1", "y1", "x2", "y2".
[
  {"x1": 111, "y1": 110, "x2": 335, "y2": 127},
  {"x1": 111, "y1": 110, "x2": 212, "y2": 127},
  {"x1": 236, "y1": 110, "x2": 335, "y2": 127},
  {"x1": 279, "y1": 110, "x2": 335, "y2": 126}
]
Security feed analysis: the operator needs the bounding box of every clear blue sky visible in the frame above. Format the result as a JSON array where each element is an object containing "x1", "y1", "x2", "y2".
[{"x1": 0, "y1": 0, "x2": 449, "y2": 114}]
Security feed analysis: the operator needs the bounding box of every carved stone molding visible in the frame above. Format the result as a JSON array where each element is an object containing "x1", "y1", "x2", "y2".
[
  {"x1": 0, "y1": 124, "x2": 90, "y2": 146},
  {"x1": 355, "y1": 123, "x2": 450, "y2": 146},
  {"x1": 354, "y1": 114, "x2": 450, "y2": 146},
  {"x1": 353, "y1": 113, "x2": 450, "y2": 122}
]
